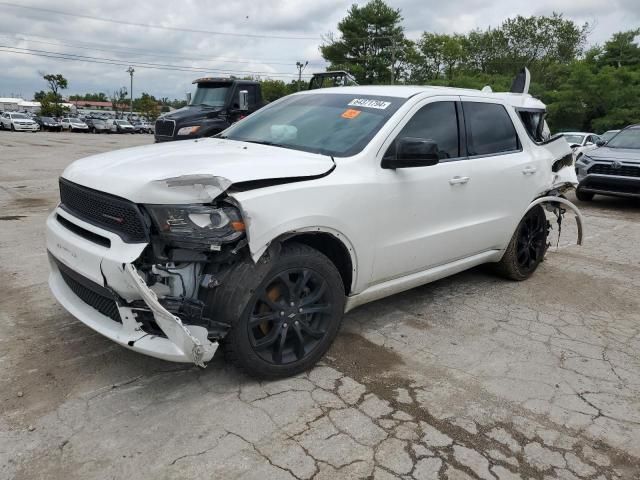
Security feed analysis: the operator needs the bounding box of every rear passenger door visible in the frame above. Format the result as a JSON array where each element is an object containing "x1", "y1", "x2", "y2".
[{"x1": 459, "y1": 97, "x2": 546, "y2": 251}]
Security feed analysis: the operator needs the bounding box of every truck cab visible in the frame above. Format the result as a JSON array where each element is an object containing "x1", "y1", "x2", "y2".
[{"x1": 154, "y1": 78, "x2": 263, "y2": 142}]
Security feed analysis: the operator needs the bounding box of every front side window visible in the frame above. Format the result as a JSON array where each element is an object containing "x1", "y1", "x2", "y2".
[
  {"x1": 386, "y1": 101, "x2": 459, "y2": 160},
  {"x1": 220, "y1": 93, "x2": 406, "y2": 157},
  {"x1": 464, "y1": 102, "x2": 519, "y2": 156}
]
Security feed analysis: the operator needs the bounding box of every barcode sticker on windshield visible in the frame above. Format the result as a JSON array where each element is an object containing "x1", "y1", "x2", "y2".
[{"x1": 348, "y1": 99, "x2": 391, "y2": 110}]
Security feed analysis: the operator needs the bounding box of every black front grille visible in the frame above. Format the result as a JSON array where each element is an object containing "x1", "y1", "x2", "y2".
[
  {"x1": 53, "y1": 255, "x2": 122, "y2": 324},
  {"x1": 155, "y1": 118, "x2": 175, "y2": 137},
  {"x1": 588, "y1": 163, "x2": 640, "y2": 178},
  {"x1": 59, "y1": 178, "x2": 147, "y2": 243}
]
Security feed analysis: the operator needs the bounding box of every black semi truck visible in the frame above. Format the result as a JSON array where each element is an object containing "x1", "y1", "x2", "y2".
[{"x1": 154, "y1": 77, "x2": 264, "y2": 142}]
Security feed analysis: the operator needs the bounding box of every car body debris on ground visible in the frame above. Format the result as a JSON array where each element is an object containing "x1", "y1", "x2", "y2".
[{"x1": 1, "y1": 132, "x2": 639, "y2": 479}]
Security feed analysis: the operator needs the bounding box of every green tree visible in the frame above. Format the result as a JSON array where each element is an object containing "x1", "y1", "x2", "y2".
[
  {"x1": 320, "y1": 0, "x2": 406, "y2": 84},
  {"x1": 110, "y1": 87, "x2": 128, "y2": 118},
  {"x1": 598, "y1": 29, "x2": 640, "y2": 67},
  {"x1": 260, "y1": 79, "x2": 288, "y2": 102},
  {"x1": 133, "y1": 92, "x2": 160, "y2": 120},
  {"x1": 40, "y1": 73, "x2": 68, "y2": 117}
]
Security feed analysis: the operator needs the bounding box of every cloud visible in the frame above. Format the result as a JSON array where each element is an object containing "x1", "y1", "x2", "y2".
[{"x1": 0, "y1": 0, "x2": 637, "y2": 100}]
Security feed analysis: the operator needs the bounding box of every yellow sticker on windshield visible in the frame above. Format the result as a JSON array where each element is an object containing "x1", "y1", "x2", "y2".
[{"x1": 341, "y1": 109, "x2": 361, "y2": 119}]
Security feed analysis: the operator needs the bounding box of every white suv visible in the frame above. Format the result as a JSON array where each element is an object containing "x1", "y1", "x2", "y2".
[
  {"x1": 0, "y1": 112, "x2": 39, "y2": 132},
  {"x1": 46, "y1": 85, "x2": 582, "y2": 378}
]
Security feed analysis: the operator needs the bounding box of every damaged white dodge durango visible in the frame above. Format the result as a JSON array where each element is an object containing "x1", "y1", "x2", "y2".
[{"x1": 46, "y1": 81, "x2": 583, "y2": 378}]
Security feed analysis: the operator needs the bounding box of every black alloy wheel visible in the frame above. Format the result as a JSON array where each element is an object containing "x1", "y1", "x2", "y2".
[
  {"x1": 213, "y1": 242, "x2": 345, "y2": 378},
  {"x1": 495, "y1": 206, "x2": 549, "y2": 281},
  {"x1": 515, "y1": 207, "x2": 548, "y2": 273},
  {"x1": 248, "y1": 268, "x2": 332, "y2": 366}
]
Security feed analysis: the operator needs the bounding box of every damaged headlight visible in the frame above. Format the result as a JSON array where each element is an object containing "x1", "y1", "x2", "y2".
[{"x1": 147, "y1": 204, "x2": 245, "y2": 248}]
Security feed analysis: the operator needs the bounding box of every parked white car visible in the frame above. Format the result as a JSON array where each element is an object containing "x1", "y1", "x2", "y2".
[
  {"x1": 106, "y1": 119, "x2": 135, "y2": 134},
  {"x1": 0, "y1": 112, "x2": 39, "y2": 132},
  {"x1": 558, "y1": 132, "x2": 602, "y2": 160},
  {"x1": 46, "y1": 85, "x2": 583, "y2": 378},
  {"x1": 61, "y1": 117, "x2": 89, "y2": 132}
]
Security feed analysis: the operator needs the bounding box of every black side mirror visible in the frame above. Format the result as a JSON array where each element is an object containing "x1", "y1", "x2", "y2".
[
  {"x1": 596, "y1": 140, "x2": 606, "y2": 147},
  {"x1": 382, "y1": 137, "x2": 440, "y2": 169}
]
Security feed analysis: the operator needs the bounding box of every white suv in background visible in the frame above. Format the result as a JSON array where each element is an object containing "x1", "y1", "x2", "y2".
[
  {"x1": 46, "y1": 84, "x2": 583, "y2": 378},
  {"x1": 0, "y1": 112, "x2": 39, "y2": 132}
]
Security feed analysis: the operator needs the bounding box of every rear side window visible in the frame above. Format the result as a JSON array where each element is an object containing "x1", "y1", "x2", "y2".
[
  {"x1": 463, "y1": 102, "x2": 519, "y2": 156},
  {"x1": 390, "y1": 101, "x2": 459, "y2": 159}
]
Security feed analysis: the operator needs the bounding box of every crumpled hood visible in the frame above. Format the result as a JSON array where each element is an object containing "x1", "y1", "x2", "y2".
[
  {"x1": 62, "y1": 138, "x2": 334, "y2": 204},
  {"x1": 585, "y1": 146, "x2": 640, "y2": 163}
]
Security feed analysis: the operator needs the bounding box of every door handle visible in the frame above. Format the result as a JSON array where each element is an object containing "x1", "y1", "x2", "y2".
[
  {"x1": 449, "y1": 176, "x2": 470, "y2": 185},
  {"x1": 522, "y1": 166, "x2": 537, "y2": 175}
]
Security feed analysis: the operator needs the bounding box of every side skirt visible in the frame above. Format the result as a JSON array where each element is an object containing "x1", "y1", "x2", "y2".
[{"x1": 344, "y1": 250, "x2": 502, "y2": 313}]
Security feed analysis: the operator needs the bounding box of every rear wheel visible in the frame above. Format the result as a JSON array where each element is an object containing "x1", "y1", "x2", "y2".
[
  {"x1": 575, "y1": 189, "x2": 594, "y2": 201},
  {"x1": 212, "y1": 243, "x2": 345, "y2": 378},
  {"x1": 495, "y1": 206, "x2": 549, "y2": 281},
  {"x1": 10, "y1": 124, "x2": 15, "y2": 131}
]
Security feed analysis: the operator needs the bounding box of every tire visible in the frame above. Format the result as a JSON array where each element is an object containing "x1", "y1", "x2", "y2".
[
  {"x1": 208, "y1": 242, "x2": 345, "y2": 378},
  {"x1": 11, "y1": 124, "x2": 15, "y2": 131},
  {"x1": 495, "y1": 206, "x2": 549, "y2": 281},
  {"x1": 575, "y1": 189, "x2": 594, "y2": 201}
]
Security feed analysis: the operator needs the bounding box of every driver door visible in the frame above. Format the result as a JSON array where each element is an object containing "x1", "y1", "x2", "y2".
[{"x1": 371, "y1": 97, "x2": 479, "y2": 283}]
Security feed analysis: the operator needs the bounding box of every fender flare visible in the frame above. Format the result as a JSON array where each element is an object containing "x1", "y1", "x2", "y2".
[
  {"x1": 251, "y1": 226, "x2": 359, "y2": 292},
  {"x1": 525, "y1": 195, "x2": 584, "y2": 245}
]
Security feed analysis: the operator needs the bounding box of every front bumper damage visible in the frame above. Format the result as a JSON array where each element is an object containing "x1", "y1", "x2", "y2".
[{"x1": 46, "y1": 209, "x2": 218, "y2": 366}]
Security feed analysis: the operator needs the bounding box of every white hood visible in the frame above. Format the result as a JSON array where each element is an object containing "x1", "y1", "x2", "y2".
[{"x1": 62, "y1": 138, "x2": 335, "y2": 203}]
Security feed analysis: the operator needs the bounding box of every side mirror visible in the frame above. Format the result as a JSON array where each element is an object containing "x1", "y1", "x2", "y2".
[
  {"x1": 596, "y1": 140, "x2": 606, "y2": 147},
  {"x1": 382, "y1": 137, "x2": 440, "y2": 169},
  {"x1": 238, "y1": 90, "x2": 249, "y2": 111},
  {"x1": 569, "y1": 143, "x2": 580, "y2": 149}
]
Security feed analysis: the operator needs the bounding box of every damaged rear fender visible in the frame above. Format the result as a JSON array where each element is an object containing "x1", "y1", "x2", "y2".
[{"x1": 526, "y1": 195, "x2": 584, "y2": 246}]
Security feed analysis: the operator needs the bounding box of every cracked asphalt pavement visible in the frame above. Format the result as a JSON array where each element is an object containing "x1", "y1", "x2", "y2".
[{"x1": 1, "y1": 132, "x2": 639, "y2": 479}]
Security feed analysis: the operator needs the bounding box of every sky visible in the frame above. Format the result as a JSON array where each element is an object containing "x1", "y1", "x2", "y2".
[{"x1": 0, "y1": 0, "x2": 638, "y2": 101}]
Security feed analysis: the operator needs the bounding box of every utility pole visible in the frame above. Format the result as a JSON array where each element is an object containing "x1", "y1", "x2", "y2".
[
  {"x1": 296, "y1": 61, "x2": 308, "y2": 91},
  {"x1": 126, "y1": 66, "x2": 135, "y2": 115},
  {"x1": 390, "y1": 38, "x2": 396, "y2": 85}
]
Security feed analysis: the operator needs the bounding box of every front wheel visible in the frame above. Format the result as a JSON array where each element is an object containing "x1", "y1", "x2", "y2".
[
  {"x1": 212, "y1": 243, "x2": 345, "y2": 378},
  {"x1": 495, "y1": 206, "x2": 549, "y2": 281}
]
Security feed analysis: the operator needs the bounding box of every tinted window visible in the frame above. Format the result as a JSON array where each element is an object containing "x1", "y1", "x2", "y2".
[
  {"x1": 390, "y1": 102, "x2": 459, "y2": 159},
  {"x1": 464, "y1": 102, "x2": 519, "y2": 156},
  {"x1": 518, "y1": 110, "x2": 546, "y2": 143}
]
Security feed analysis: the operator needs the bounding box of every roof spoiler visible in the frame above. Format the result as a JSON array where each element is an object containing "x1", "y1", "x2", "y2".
[{"x1": 510, "y1": 67, "x2": 531, "y2": 95}]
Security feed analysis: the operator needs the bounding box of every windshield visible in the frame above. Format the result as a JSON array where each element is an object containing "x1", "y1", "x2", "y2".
[
  {"x1": 11, "y1": 113, "x2": 28, "y2": 119},
  {"x1": 116, "y1": 120, "x2": 131, "y2": 126},
  {"x1": 68, "y1": 118, "x2": 81, "y2": 122},
  {"x1": 220, "y1": 93, "x2": 406, "y2": 157},
  {"x1": 601, "y1": 130, "x2": 619, "y2": 142},
  {"x1": 562, "y1": 134, "x2": 584, "y2": 145},
  {"x1": 605, "y1": 128, "x2": 640, "y2": 149},
  {"x1": 41, "y1": 117, "x2": 54, "y2": 122},
  {"x1": 190, "y1": 83, "x2": 230, "y2": 107}
]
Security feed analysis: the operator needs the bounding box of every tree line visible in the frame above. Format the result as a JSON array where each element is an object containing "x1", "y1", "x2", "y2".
[{"x1": 318, "y1": 0, "x2": 640, "y2": 133}]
